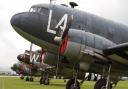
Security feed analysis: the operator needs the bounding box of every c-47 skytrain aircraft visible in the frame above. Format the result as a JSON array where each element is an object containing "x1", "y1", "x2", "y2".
[{"x1": 11, "y1": 2, "x2": 128, "y2": 89}]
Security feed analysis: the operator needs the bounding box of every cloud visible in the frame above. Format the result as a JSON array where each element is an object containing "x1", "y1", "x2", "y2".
[{"x1": 0, "y1": 0, "x2": 43, "y2": 69}]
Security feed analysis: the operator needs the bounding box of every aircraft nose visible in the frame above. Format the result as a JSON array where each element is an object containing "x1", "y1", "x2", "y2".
[
  {"x1": 11, "y1": 12, "x2": 42, "y2": 33},
  {"x1": 17, "y1": 54, "x2": 24, "y2": 62},
  {"x1": 11, "y1": 13, "x2": 20, "y2": 27},
  {"x1": 17, "y1": 54, "x2": 30, "y2": 64},
  {"x1": 11, "y1": 12, "x2": 31, "y2": 29}
]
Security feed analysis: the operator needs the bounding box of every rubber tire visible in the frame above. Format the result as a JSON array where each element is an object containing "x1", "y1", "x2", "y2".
[
  {"x1": 43, "y1": 79, "x2": 49, "y2": 85},
  {"x1": 20, "y1": 76, "x2": 24, "y2": 80},
  {"x1": 30, "y1": 77, "x2": 34, "y2": 82},
  {"x1": 25, "y1": 77, "x2": 29, "y2": 81},
  {"x1": 66, "y1": 79, "x2": 80, "y2": 89},
  {"x1": 40, "y1": 78, "x2": 44, "y2": 84},
  {"x1": 94, "y1": 78, "x2": 112, "y2": 89},
  {"x1": 64, "y1": 79, "x2": 66, "y2": 82}
]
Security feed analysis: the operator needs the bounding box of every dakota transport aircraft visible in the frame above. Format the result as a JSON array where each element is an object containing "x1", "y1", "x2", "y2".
[
  {"x1": 11, "y1": 2, "x2": 128, "y2": 89},
  {"x1": 17, "y1": 49, "x2": 84, "y2": 85},
  {"x1": 17, "y1": 50, "x2": 51, "y2": 83}
]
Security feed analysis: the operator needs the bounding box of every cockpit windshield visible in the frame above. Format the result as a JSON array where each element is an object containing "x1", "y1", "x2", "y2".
[
  {"x1": 29, "y1": 7, "x2": 41, "y2": 12},
  {"x1": 29, "y1": 7, "x2": 49, "y2": 15}
]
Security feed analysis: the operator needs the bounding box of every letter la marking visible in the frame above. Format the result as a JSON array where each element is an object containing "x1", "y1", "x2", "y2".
[
  {"x1": 47, "y1": 10, "x2": 68, "y2": 34},
  {"x1": 30, "y1": 53, "x2": 40, "y2": 63}
]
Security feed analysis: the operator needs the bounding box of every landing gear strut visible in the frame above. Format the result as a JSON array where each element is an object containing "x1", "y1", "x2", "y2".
[
  {"x1": 26, "y1": 43, "x2": 34, "y2": 82},
  {"x1": 94, "y1": 78, "x2": 112, "y2": 89},
  {"x1": 93, "y1": 74, "x2": 98, "y2": 81},
  {"x1": 66, "y1": 64, "x2": 80, "y2": 89},
  {"x1": 66, "y1": 79, "x2": 80, "y2": 89},
  {"x1": 87, "y1": 73, "x2": 92, "y2": 81},
  {"x1": 40, "y1": 72, "x2": 49, "y2": 85},
  {"x1": 25, "y1": 70, "x2": 34, "y2": 82},
  {"x1": 94, "y1": 63, "x2": 112, "y2": 89}
]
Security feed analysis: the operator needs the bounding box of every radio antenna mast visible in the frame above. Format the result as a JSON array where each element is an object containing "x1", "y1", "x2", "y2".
[{"x1": 50, "y1": 0, "x2": 57, "y2": 5}]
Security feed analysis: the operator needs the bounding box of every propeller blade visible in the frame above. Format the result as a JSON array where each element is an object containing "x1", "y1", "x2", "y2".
[
  {"x1": 62, "y1": 15, "x2": 73, "y2": 39},
  {"x1": 54, "y1": 14, "x2": 73, "y2": 78},
  {"x1": 54, "y1": 15, "x2": 73, "y2": 43}
]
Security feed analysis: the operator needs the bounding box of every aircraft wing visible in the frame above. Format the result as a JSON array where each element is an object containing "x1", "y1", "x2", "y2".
[
  {"x1": 103, "y1": 42, "x2": 128, "y2": 64},
  {"x1": 80, "y1": 43, "x2": 128, "y2": 65}
]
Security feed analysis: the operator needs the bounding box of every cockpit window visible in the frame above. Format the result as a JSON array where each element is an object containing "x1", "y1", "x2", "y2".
[
  {"x1": 29, "y1": 7, "x2": 41, "y2": 12},
  {"x1": 40, "y1": 8, "x2": 49, "y2": 15},
  {"x1": 29, "y1": 7, "x2": 49, "y2": 15}
]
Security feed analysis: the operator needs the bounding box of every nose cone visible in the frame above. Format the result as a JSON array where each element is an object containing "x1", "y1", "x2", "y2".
[
  {"x1": 10, "y1": 12, "x2": 46, "y2": 41},
  {"x1": 11, "y1": 13, "x2": 20, "y2": 27},
  {"x1": 17, "y1": 54, "x2": 24, "y2": 62},
  {"x1": 11, "y1": 12, "x2": 58, "y2": 53},
  {"x1": 17, "y1": 54, "x2": 30, "y2": 64},
  {"x1": 11, "y1": 12, "x2": 43, "y2": 31}
]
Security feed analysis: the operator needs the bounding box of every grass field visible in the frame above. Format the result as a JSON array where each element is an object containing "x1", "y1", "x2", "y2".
[{"x1": 0, "y1": 76, "x2": 128, "y2": 89}]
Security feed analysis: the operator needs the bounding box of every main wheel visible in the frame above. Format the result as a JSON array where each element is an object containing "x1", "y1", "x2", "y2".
[
  {"x1": 64, "y1": 79, "x2": 66, "y2": 82},
  {"x1": 40, "y1": 77, "x2": 44, "y2": 84},
  {"x1": 25, "y1": 77, "x2": 29, "y2": 81},
  {"x1": 43, "y1": 78, "x2": 49, "y2": 85},
  {"x1": 66, "y1": 79, "x2": 80, "y2": 89},
  {"x1": 94, "y1": 78, "x2": 112, "y2": 89},
  {"x1": 20, "y1": 76, "x2": 24, "y2": 80},
  {"x1": 40, "y1": 77, "x2": 50, "y2": 85},
  {"x1": 30, "y1": 77, "x2": 34, "y2": 82}
]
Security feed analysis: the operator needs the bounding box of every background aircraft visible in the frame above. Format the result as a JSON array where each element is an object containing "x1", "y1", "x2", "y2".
[
  {"x1": 16, "y1": 49, "x2": 52, "y2": 84},
  {"x1": 11, "y1": 2, "x2": 128, "y2": 89},
  {"x1": 16, "y1": 49, "x2": 91, "y2": 85},
  {"x1": 11, "y1": 62, "x2": 27, "y2": 76}
]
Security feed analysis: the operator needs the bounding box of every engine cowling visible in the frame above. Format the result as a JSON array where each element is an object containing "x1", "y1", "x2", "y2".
[{"x1": 60, "y1": 28, "x2": 115, "y2": 62}]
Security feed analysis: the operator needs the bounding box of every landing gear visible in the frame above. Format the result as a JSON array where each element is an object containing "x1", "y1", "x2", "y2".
[
  {"x1": 93, "y1": 74, "x2": 98, "y2": 81},
  {"x1": 40, "y1": 77, "x2": 43, "y2": 84},
  {"x1": 66, "y1": 79, "x2": 80, "y2": 89},
  {"x1": 40, "y1": 77, "x2": 49, "y2": 85},
  {"x1": 94, "y1": 63, "x2": 112, "y2": 89},
  {"x1": 29, "y1": 77, "x2": 34, "y2": 82},
  {"x1": 87, "y1": 73, "x2": 92, "y2": 81},
  {"x1": 64, "y1": 79, "x2": 67, "y2": 82},
  {"x1": 25, "y1": 76, "x2": 34, "y2": 82},
  {"x1": 40, "y1": 72, "x2": 49, "y2": 85},
  {"x1": 20, "y1": 76, "x2": 24, "y2": 80},
  {"x1": 66, "y1": 64, "x2": 80, "y2": 89},
  {"x1": 43, "y1": 78, "x2": 49, "y2": 85},
  {"x1": 94, "y1": 78, "x2": 112, "y2": 89},
  {"x1": 25, "y1": 76, "x2": 29, "y2": 81}
]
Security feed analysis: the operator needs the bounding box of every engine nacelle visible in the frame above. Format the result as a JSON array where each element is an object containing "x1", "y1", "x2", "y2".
[{"x1": 60, "y1": 28, "x2": 115, "y2": 62}]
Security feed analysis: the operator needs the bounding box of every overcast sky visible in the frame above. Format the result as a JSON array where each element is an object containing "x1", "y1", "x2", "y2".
[{"x1": 0, "y1": 0, "x2": 128, "y2": 71}]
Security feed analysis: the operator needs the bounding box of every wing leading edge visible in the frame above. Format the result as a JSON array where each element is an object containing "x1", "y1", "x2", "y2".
[{"x1": 103, "y1": 42, "x2": 128, "y2": 64}]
